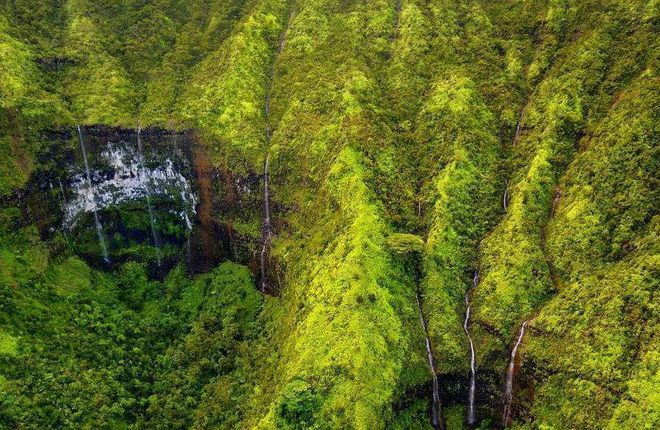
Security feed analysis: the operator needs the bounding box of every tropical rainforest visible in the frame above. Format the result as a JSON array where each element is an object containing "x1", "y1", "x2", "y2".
[{"x1": 0, "y1": 0, "x2": 658, "y2": 429}]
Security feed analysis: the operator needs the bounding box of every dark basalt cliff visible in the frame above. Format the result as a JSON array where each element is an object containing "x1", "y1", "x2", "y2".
[{"x1": 0, "y1": 1, "x2": 657, "y2": 429}]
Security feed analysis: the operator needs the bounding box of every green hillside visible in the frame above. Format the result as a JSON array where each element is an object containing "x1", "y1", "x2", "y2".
[{"x1": 1, "y1": 1, "x2": 658, "y2": 429}]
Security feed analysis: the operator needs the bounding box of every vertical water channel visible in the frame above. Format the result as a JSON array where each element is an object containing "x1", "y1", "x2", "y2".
[
  {"x1": 259, "y1": 10, "x2": 294, "y2": 293},
  {"x1": 415, "y1": 290, "x2": 445, "y2": 430},
  {"x1": 259, "y1": 153, "x2": 272, "y2": 292},
  {"x1": 136, "y1": 127, "x2": 162, "y2": 266},
  {"x1": 77, "y1": 125, "x2": 109, "y2": 263},
  {"x1": 463, "y1": 272, "x2": 478, "y2": 425},
  {"x1": 502, "y1": 320, "x2": 529, "y2": 427}
]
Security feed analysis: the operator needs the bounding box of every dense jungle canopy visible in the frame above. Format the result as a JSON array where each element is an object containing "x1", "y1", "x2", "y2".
[{"x1": 0, "y1": 1, "x2": 658, "y2": 429}]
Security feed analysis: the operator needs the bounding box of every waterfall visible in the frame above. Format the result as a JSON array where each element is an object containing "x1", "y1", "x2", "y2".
[
  {"x1": 503, "y1": 185, "x2": 509, "y2": 212},
  {"x1": 463, "y1": 272, "x2": 478, "y2": 426},
  {"x1": 259, "y1": 10, "x2": 291, "y2": 292},
  {"x1": 137, "y1": 127, "x2": 162, "y2": 266},
  {"x1": 58, "y1": 179, "x2": 68, "y2": 208},
  {"x1": 513, "y1": 121, "x2": 522, "y2": 144},
  {"x1": 259, "y1": 153, "x2": 272, "y2": 292},
  {"x1": 416, "y1": 291, "x2": 445, "y2": 430},
  {"x1": 513, "y1": 111, "x2": 523, "y2": 146},
  {"x1": 77, "y1": 125, "x2": 109, "y2": 263},
  {"x1": 502, "y1": 320, "x2": 529, "y2": 427}
]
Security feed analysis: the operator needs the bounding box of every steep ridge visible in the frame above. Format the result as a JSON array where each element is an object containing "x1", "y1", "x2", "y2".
[
  {"x1": 259, "y1": 7, "x2": 294, "y2": 293},
  {"x1": 523, "y1": 73, "x2": 659, "y2": 428},
  {"x1": 179, "y1": 0, "x2": 290, "y2": 173},
  {"x1": 243, "y1": 2, "x2": 413, "y2": 427},
  {"x1": 0, "y1": 1, "x2": 657, "y2": 429},
  {"x1": 383, "y1": 1, "x2": 529, "y2": 425},
  {"x1": 471, "y1": 1, "x2": 659, "y2": 427}
]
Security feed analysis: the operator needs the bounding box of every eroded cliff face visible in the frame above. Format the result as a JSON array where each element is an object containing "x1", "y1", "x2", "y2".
[
  {"x1": 0, "y1": 1, "x2": 657, "y2": 429},
  {"x1": 11, "y1": 127, "x2": 261, "y2": 275}
]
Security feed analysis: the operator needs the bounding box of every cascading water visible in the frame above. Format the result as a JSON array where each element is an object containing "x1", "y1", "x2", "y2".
[
  {"x1": 258, "y1": 11, "x2": 294, "y2": 292},
  {"x1": 463, "y1": 272, "x2": 478, "y2": 426},
  {"x1": 58, "y1": 179, "x2": 68, "y2": 208},
  {"x1": 416, "y1": 291, "x2": 445, "y2": 430},
  {"x1": 77, "y1": 125, "x2": 110, "y2": 263},
  {"x1": 502, "y1": 320, "x2": 529, "y2": 427},
  {"x1": 503, "y1": 185, "x2": 509, "y2": 212},
  {"x1": 259, "y1": 153, "x2": 272, "y2": 292},
  {"x1": 136, "y1": 127, "x2": 162, "y2": 266},
  {"x1": 513, "y1": 111, "x2": 524, "y2": 146}
]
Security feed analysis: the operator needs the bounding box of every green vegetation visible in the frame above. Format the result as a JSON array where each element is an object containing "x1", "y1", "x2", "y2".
[
  {"x1": 1, "y1": 0, "x2": 657, "y2": 429},
  {"x1": 0, "y1": 211, "x2": 261, "y2": 428}
]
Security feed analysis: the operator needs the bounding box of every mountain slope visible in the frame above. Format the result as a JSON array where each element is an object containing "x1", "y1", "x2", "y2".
[{"x1": 0, "y1": 0, "x2": 657, "y2": 429}]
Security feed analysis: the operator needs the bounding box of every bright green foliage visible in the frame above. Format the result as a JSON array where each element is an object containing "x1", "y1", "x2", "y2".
[
  {"x1": 63, "y1": 1, "x2": 135, "y2": 125},
  {"x1": 255, "y1": 147, "x2": 410, "y2": 430},
  {"x1": 0, "y1": 14, "x2": 65, "y2": 194},
  {"x1": 1, "y1": 0, "x2": 658, "y2": 429},
  {"x1": 241, "y1": 2, "x2": 425, "y2": 427},
  {"x1": 0, "y1": 205, "x2": 262, "y2": 428},
  {"x1": 141, "y1": 0, "x2": 247, "y2": 127},
  {"x1": 387, "y1": 233, "x2": 425, "y2": 256},
  {"x1": 0, "y1": 332, "x2": 17, "y2": 357},
  {"x1": 179, "y1": 0, "x2": 289, "y2": 171},
  {"x1": 0, "y1": 16, "x2": 34, "y2": 109},
  {"x1": 472, "y1": 0, "x2": 656, "y2": 363},
  {"x1": 419, "y1": 77, "x2": 500, "y2": 373},
  {"x1": 521, "y1": 74, "x2": 659, "y2": 429},
  {"x1": 145, "y1": 262, "x2": 262, "y2": 429}
]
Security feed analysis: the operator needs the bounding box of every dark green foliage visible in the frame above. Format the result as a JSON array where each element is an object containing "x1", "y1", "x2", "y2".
[
  {"x1": 0, "y1": 210, "x2": 261, "y2": 428},
  {"x1": 1, "y1": 0, "x2": 658, "y2": 429},
  {"x1": 145, "y1": 262, "x2": 262, "y2": 429},
  {"x1": 276, "y1": 379, "x2": 320, "y2": 429}
]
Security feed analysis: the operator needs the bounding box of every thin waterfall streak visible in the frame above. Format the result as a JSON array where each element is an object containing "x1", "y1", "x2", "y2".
[
  {"x1": 513, "y1": 122, "x2": 522, "y2": 144},
  {"x1": 58, "y1": 179, "x2": 68, "y2": 208},
  {"x1": 503, "y1": 321, "x2": 529, "y2": 427},
  {"x1": 77, "y1": 125, "x2": 109, "y2": 263},
  {"x1": 259, "y1": 153, "x2": 271, "y2": 292},
  {"x1": 416, "y1": 291, "x2": 444, "y2": 430},
  {"x1": 137, "y1": 127, "x2": 161, "y2": 266},
  {"x1": 259, "y1": 11, "x2": 289, "y2": 293},
  {"x1": 185, "y1": 237, "x2": 192, "y2": 269},
  {"x1": 263, "y1": 154, "x2": 271, "y2": 230},
  {"x1": 551, "y1": 189, "x2": 561, "y2": 217},
  {"x1": 464, "y1": 272, "x2": 478, "y2": 425},
  {"x1": 513, "y1": 111, "x2": 523, "y2": 146},
  {"x1": 503, "y1": 186, "x2": 509, "y2": 211},
  {"x1": 390, "y1": 0, "x2": 403, "y2": 42},
  {"x1": 58, "y1": 180, "x2": 69, "y2": 238}
]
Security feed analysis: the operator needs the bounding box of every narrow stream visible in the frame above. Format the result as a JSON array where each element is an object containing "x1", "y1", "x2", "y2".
[
  {"x1": 259, "y1": 10, "x2": 294, "y2": 293},
  {"x1": 463, "y1": 272, "x2": 478, "y2": 426},
  {"x1": 416, "y1": 290, "x2": 445, "y2": 430},
  {"x1": 502, "y1": 320, "x2": 529, "y2": 427},
  {"x1": 259, "y1": 153, "x2": 272, "y2": 292},
  {"x1": 513, "y1": 111, "x2": 524, "y2": 146},
  {"x1": 77, "y1": 125, "x2": 109, "y2": 263}
]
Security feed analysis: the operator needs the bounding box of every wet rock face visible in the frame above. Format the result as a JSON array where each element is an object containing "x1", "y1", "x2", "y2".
[
  {"x1": 64, "y1": 140, "x2": 197, "y2": 230},
  {"x1": 12, "y1": 125, "x2": 268, "y2": 277},
  {"x1": 22, "y1": 126, "x2": 202, "y2": 271}
]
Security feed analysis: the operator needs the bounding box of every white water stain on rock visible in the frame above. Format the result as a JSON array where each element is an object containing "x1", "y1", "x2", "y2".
[{"x1": 64, "y1": 142, "x2": 197, "y2": 229}]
